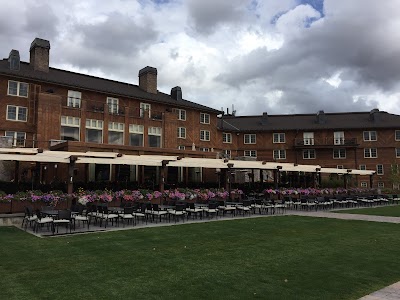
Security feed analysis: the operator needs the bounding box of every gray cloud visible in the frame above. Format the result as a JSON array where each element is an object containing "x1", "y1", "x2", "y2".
[{"x1": 186, "y1": 0, "x2": 250, "y2": 35}]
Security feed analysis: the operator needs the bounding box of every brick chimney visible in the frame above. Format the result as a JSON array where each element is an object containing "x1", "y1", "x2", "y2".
[
  {"x1": 138, "y1": 66, "x2": 157, "y2": 94},
  {"x1": 30, "y1": 38, "x2": 50, "y2": 72}
]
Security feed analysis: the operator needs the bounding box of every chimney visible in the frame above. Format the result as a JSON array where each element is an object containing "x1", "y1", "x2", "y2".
[
  {"x1": 30, "y1": 38, "x2": 50, "y2": 72},
  {"x1": 171, "y1": 86, "x2": 182, "y2": 101},
  {"x1": 261, "y1": 112, "x2": 268, "y2": 125},
  {"x1": 369, "y1": 108, "x2": 380, "y2": 122},
  {"x1": 138, "y1": 66, "x2": 157, "y2": 94},
  {"x1": 316, "y1": 110, "x2": 326, "y2": 124},
  {"x1": 8, "y1": 49, "x2": 20, "y2": 71}
]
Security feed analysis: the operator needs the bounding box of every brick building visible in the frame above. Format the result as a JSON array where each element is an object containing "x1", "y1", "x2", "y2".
[{"x1": 0, "y1": 38, "x2": 399, "y2": 189}]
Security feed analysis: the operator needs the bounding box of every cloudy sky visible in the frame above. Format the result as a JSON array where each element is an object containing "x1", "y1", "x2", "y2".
[{"x1": 1, "y1": 0, "x2": 400, "y2": 116}]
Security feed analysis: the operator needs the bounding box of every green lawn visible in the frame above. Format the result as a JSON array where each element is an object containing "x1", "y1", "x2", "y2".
[
  {"x1": 334, "y1": 205, "x2": 400, "y2": 217},
  {"x1": 1, "y1": 216, "x2": 400, "y2": 300}
]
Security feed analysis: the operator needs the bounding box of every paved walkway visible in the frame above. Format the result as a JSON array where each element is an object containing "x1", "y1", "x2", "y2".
[
  {"x1": 288, "y1": 210, "x2": 400, "y2": 223},
  {"x1": 359, "y1": 281, "x2": 400, "y2": 300}
]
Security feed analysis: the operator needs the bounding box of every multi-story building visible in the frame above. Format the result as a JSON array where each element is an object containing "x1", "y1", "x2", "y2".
[{"x1": 0, "y1": 38, "x2": 399, "y2": 189}]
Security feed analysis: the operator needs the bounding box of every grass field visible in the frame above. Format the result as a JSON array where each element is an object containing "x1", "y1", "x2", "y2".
[
  {"x1": 334, "y1": 205, "x2": 400, "y2": 217},
  {"x1": 1, "y1": 216, "x2": 400, "y2": 300}
]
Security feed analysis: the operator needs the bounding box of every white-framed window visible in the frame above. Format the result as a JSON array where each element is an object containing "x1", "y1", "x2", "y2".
[
  {"x1": 148, "y1": 126, "x2": 162, "y2": 147},
  {"x1": 199, "y1": 147, "x2": 209, "y2": 152},
  {"x1": 359, "y1": 164, "x2": 367, "y2": 170},
  {"x1": 177, "y1": 127, "x2": 186, "y2": 139},
  {"x1": 393, "y1": 183, "x2": 400, "y2": 190},
  {"x1": 61, "y1": 116, "x2": 80, "y2": 141},
  {"x1": 7, "y1": 80, "x2": 28, "y2": 97},
  {"x1": 67, "y1": 90, "x2": 81, "y2": 108},
  {"x1": 244, "y1": 134, "x2": 256, "y2": 144},
  {"x1": 363, "y1": 131, "x2": 377, "y2": 141},
  {"x1": 273, "y1": 149, "x2": 286, "y2": 160},
  {"x1": 303, "y1": 132, "x2": 314, "y2": 145},
  {"x1": 200, "y1": 113, "x2": 210, "y2": 124},
  {"x1": 334, "y1": 131, "x2": 344, "y2": 145},
  {"x1": 333, "y1": 149, "x2": 346, "y2": 159},
  {"x1": 378, "y1": 182, "x2": 384, "y2": 188},
  {"x1": 140, "y1": 103, "x2": 151, "y2": 118},
  {"x1": 361, "y1": 182, "x2": 368, "y2": 188},
  {"x1": 273, "y1": 133, "x2": 285, "y2": 143},
  {"x1": 108, "y1": 122, "x2": 124, "y2": 145},
  {"x1": 200, "y1": 130, "x2": 210, "y2": 141},
  {"x1": 223, "y1": 133, "x2": 232, "y2": 143},
  {"x1": 176, "y1": 109, "x2": 186, "y2": 121},
  {"x1": 223, "y1": 149, "x2": 231, "y2": 159},
  {"x1": 129, "y1": 124, "x2": 144, "y2": 147},
  {"x1": 107, "y1": 97, "x2": 119, "y2": 114},
  {"x1": 178, "y1": 145, "x2": 185, "y2": 150},
  {"x1": 244, "y1": 150, "x2": 257, "y2": 157},
  {"x1": 376, "y1": 164, "x2": 384, "y2": 175},
  {"x1": 5, "y1": 131, "x2": 26, "y2": 147},
  {"x1": 86, "y1": 119, "x2": 103, "y2": 143},
  {"x1": 303, "y1": 149, "x2": 316, "y2": 159},
  {"x1": 396, "y1": 148, "x2": 400, "y2": 158},
  {"x1": 396, "y1": 130, "x2": 400, "y2": 141},
  {"x1": 7, "y1": 105, "x2": 27, "y2": 122},
  {"x1": 364, "y1": 148, "x2": 377, "y2": 158}
]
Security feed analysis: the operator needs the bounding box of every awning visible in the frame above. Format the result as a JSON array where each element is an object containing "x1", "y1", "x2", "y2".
[
  {"x1": 0, "y1": 153, "x2": 70, "y2": 163},
  {"x1": 319, "y1": 168, "x2": 348, "y2": 174},
  {"x1": 168, "y1": 157, "x2": 228, "y2": 168}
]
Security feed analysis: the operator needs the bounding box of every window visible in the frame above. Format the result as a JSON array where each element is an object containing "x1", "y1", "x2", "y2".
[
  {"x1": 86, "y1": 119, "x2": 103, "y2": 143},
  {"x1": 67, "y1": 90, "x2": 81, "y2": 108},
  {"x1": 273, "y1": 133, "x2": 285, "y2": 143},
  {"x1": 303, "y1": 132, "x2": 314, "y2": 145},
  {"x1": 359, "y1": 164, "x2": 366, "y2": 170},
  {"x1": 397, "y1": 148, "x2": 400, "y2": 158},
  {"x1": 361, "y1": 182, "x2": 368, "y2": 188},
  {"x1": 178, "y1": 145, "x2": 185, "y2": 150},
  {"x1": 107, "y1": 97, "x2": 119, "y2": 114},
  {"x1": 244, "y1": 134, "x2": 256, "y2": 144},
  {"x1": 61, "y1": 116, "x2": 80, "y2": 141},
  {"x1": 303, "y1": 149, "x2": 316, "y2": 159},
  {"x1": 244, "y1": 150, "x2": 257, "y2": 157},
  {"x1": 376, "y1": 164, "x2": 384, "y2": 175},
  {"x1": 5, "y1": 131, "x2": 26, "y2": 147},
  {"x1": 364, "y1": 148, "x2": 377, "y2": 158},
  {"x1": 199, "y1": 147, "x2": 209, "y2": 152},
  {"x1": 7, "y1": 105, "x2": 27, "y2": 122},
  {"x1": 200, "y1": 113, "x2": 210, "y2": 124},
  {"x1": 129, "y1": 124, "x2": 144, "y2": 147},
  {"x1": 223, "y1": 149, "x2": 231, "y2": 159},
  {"x1": 334, "y1": 131, "x2": 344, "y2": 145},
  {"x1": 333, "y1": 149, "x2": 346, "y2": 159},
  {"x1": 378, "y1": 182, "x2": 384, "y2": 188},
  {"x1": 177, "y1": 127, "x2": 186, "y2": 139},
  {"x1": 148, "y1": 126, "x2": 162, "y2": 147},
  {"x1": 108, "y1": 122, "x2": 124, "y2": 145},
  {"x1": 176, "y1": 109, "x2": 186, "y2": 121},
  {"x1": 391, "y1": 164, "x2": 399, "y2": 175},
  {"x1": 396, "y1": 130, "x2": 400, "y2": 141},
  {"x1": 273, "y1": 149, "x2": 286, "y2": 160},
  {"x1": 363, "y1": 131, "x2": 377, "y2": 141},
  {"x1": 140, "y1": 103, "x2": 151, "y2": 118},
  {"x1": 200, "y1": 130, "x2": 210, "y2": 141},
  {"x1": 393, "y1": 183, "x2": 400, "y2": 190},
  {"x1": 223, "y1": 133, "x2": 232, "y2": 143},
  {"x1": 7, "y1": 80, "x2": 28, "y2": 97}
]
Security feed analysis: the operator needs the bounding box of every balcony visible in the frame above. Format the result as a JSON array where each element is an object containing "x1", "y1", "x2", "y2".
[{"x1": 294, "y1": 137, "x2": 358, "y2": 148}]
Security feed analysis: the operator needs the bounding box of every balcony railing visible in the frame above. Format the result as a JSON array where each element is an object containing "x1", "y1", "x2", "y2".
[{"x1": 294, "y1": 137, "x2": 358, "y2": 147}]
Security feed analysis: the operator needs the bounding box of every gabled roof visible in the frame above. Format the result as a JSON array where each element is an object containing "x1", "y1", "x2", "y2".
[
  {"x1": 0, "y1": 60, "x2": 221, "y2": 114},
  {"x1": 219, "y1": 111, "x2": 400, "y2": 132}
]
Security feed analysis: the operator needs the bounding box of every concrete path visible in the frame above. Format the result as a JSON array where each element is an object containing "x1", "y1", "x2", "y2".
[
  {"x1": 359, "y1": 281, "x2": 400, "y2": 300},
  {"x1": 288, "y1": 210, "x2": 400, "y2": 224}
]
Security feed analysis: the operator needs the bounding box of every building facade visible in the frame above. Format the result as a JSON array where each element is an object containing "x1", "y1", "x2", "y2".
[{"x1": 0, "y1": 38, "x2": 399, "y2": 189}]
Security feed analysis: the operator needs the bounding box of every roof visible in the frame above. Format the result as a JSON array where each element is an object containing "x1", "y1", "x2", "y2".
[
  {"x1": 0, "y1": 60, "x2": 221, "y2": 114},
  {"x1": 219, "y1": 111, "x2": 400, "y2": 132}
]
